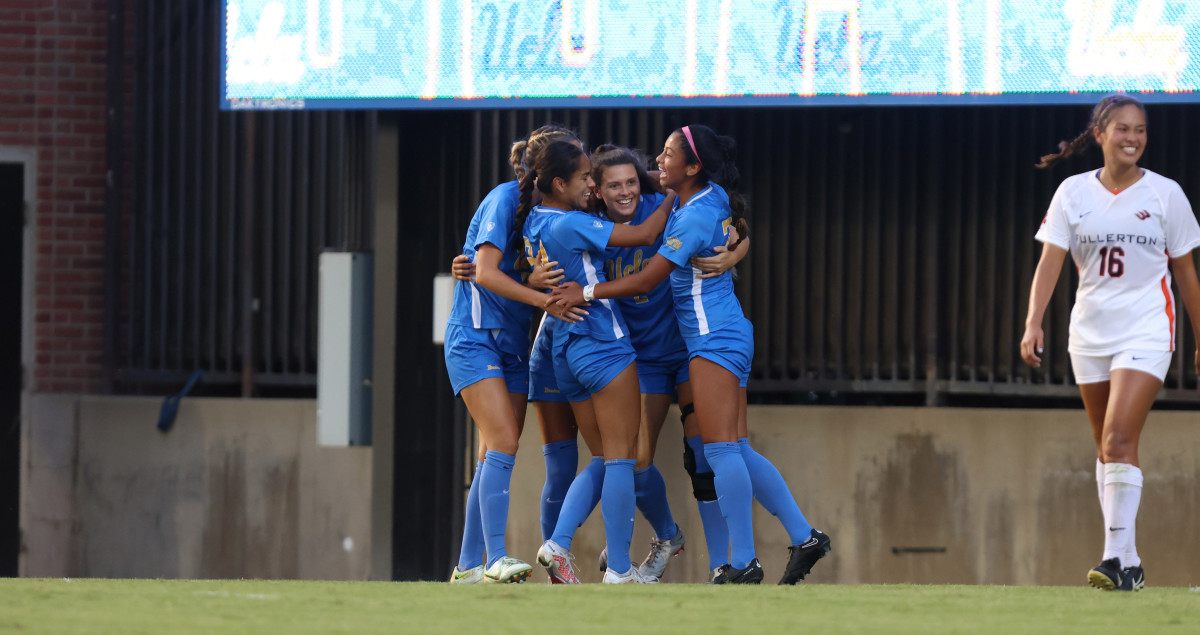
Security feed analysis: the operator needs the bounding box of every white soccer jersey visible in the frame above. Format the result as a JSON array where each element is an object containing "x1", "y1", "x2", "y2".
[{"x1": 1035, "y1": 169, "x2": 1200, "y2": 355}]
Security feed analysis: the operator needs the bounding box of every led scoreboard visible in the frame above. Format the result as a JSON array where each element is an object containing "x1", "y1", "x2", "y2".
[{"x1": 222, "y1": 1, "x2": 1200, "y2": 110}]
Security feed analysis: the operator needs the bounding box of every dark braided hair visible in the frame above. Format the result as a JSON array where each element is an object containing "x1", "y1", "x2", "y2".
[
  {"x1": 1036, "y1": 94, "x2": 1146, "y2": 169},
  {"x1": 589, "y1": 144, "x2": 660, "y2": 217},
  {"x1": 510, "y1": 125, "x2": 580, "y2": 248},
  {"x1": 515, "y1": 141, "x2": 588, "y2": 242},
  {"x1": 675, "y1": 124, "x2": 749, "y2": 244}
]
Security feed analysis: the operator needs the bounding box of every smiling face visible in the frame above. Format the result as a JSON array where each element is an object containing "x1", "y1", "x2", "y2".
[
  {"x1": 596, "y1": 163, "x2": 640, "y2": 222},
  {"x1": 554, "y1": 155, "x2": 594, "y2": 210},
  {"x1": 1094, "y1": 104, "x2": 1147, "y2": 170},
  {"x1": 655, "y1": 132, "x2": 699, "y2": 191}
]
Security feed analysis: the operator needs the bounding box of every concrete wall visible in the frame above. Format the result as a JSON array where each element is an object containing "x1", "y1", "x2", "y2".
[
  {"x1": 21, "y1": 398, "x2": 1200, "y2": 585},
  {"x1": 503, "y1": 405, "x2": 1200, "y2": 586},
  {"x1": 21, "y1": 395, "x2": 371, "y2": 579}
]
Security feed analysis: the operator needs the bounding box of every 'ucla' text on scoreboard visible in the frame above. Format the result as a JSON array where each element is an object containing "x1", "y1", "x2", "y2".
[{"x1": 222, "y1": 0, "x2": 1200, "y2": 109}]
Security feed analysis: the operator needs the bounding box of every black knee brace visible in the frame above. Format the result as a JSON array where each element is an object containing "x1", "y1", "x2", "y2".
[
  {"x1": 691, "y1": 471, "x2": 717, "y2": 501},
  {"x1": 679, "y1": 402, "x2": 695, "y2": 426},
  {"x1": 682, "y1": 438, "x2": 718, "y2": 502},
  {"x1": 683, "y1": 439, "x2": 697, "y2": 475}
]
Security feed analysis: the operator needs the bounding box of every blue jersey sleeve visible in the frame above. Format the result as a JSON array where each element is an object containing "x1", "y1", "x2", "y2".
[
  {"x1": 554, "y1": 213, "x2": 615, "y2": 254},
  {"x1": 473, "y1": 193, "x2": 518, "y2": 252},
  {"x1": 658, "y1": 207, "x2": 715, "y2": 268}
]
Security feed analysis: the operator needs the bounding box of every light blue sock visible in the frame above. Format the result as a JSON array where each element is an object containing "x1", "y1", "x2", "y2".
[
  {"x1": 480, "y1": 450, "x2": 516, "y2": 568},
  {"x1": 703, "y1": 442, "x2": 756, "y2": 570},
  {"x1": 541, "y1": 440, "x2": 579, "y2": 541},
  {"x1": 634, "y1": 464, "x2": 677, "y2": 541},
  {"x1": 457, "y1": 460, "x2": 485, "y2": 570},
  {"x1": 687, "y1": 435, "x2": 730, "y2": 569},
  {"x1": 739, "y1": 437, "x2": 812, "y2": 544},
  {"x1": 550, "y1": 457, "x2": 605, "y2": 550},
  {"x1": 601, "y1": 459, "x2": 637, "y2": 574}
]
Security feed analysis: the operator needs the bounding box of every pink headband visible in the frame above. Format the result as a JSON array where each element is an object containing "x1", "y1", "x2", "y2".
[{"x1": 682, "y1": 126, "x2": 703, "y2": 169}]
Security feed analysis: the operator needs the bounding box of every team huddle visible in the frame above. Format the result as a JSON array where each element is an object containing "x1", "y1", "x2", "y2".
[
  {"x1": 443, "y1": 123, "x2": 830, "y2": 584},
  {"x1": 444, "y1": 95, "x2": 1200, "y2": 590}
]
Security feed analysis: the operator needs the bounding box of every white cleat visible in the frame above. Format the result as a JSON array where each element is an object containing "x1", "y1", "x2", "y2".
[
  {"x1": 638, "y1": 527, "x2": 685, "y2": 581},
  {"x1": 449, "y1": 564, "x2": 484, "y2": 584},
  {"x1": 603, "y1": 565, "x2": 656, "y2": 584},
  {"x1": 536, "y1": 539, "x2": 581, "y2": 584},
  {"x1": 483, "y1": 556, "x2": 533, "y2": 584}
]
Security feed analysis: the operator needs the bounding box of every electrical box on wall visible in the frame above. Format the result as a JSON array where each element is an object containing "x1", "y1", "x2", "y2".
[{"x1": 318, "y1": 251, "x2": 373, "y2": 446}]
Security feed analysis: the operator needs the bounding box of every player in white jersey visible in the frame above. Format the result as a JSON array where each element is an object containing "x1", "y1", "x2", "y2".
[{"x1": 1020, "y1": 95, "x2": 1200, "y2": 592}]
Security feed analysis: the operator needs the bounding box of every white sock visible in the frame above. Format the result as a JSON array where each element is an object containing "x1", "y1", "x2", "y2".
[
  {"x1": 1101, "y1": 463, "x2": 1143, "y2": 567},
  {"x1": 1095, "y1": 458, "x2": 1105, "y2": 510}
]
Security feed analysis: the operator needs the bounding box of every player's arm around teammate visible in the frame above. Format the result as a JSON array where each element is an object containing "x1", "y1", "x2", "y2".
[
  {"x1": 1020, "y1": 95, "x2": 1200, "y2": 592},
  {"x1": 549, "y1": 126, "x2": 830, "y2": 585},
  {"x1": 520, "y1": 140, "x2": 673, "y2": 583},
  {"x1": 444, "y1": 126, "x2": 585, "y2": 585}
]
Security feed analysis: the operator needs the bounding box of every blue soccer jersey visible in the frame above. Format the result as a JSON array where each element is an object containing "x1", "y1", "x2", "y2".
[
  {"x1": 657, "y1": 183, "x2": 744, "y2": 338},
  {"x1": 603, "y1": 193, "x2": 687, "y2": 361},
  {"x1": 523, "y1": 205, "x2": 629, "y2": 342},
  {"x1": 445, "y1": 181, "x2": 535, "y2": 355}
]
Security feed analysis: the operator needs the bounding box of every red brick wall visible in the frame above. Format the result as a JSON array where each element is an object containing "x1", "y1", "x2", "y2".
[{"x1": 1, "y1": 1, "x2": 117, "y2": 393}]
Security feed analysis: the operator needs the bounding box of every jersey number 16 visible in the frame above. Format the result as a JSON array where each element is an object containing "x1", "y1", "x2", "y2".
[{"x1": 1097, "y1": 246, "x2": 1124, "y2": 278}]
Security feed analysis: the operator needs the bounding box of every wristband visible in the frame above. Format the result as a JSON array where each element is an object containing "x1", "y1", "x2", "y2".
[{"x1": 583, "y1": 284, "x2": 596, "y2": 302}]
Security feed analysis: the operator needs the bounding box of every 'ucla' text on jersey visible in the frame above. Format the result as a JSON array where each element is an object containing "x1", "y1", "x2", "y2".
[{"x1": 602, "y1": 193, "x2": 687, "y2": 362}]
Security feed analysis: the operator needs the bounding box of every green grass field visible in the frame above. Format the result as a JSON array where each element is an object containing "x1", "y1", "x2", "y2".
[{"x1": 1, "y1": 578, "x2": 1197, "y2": 634}]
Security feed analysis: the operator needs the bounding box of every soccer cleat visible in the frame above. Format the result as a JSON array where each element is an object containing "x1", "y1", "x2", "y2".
[
  {"x1": 711, "y1": 558, "x2": 764, "y2": 585},
  {"x1": 779, "y1": 528, "x2": 832, "y2": 585},
  {"x1": 638, "y1": 527, "x2": 686, "y2": 581},
  {"x1": 483, "y1": 556, "x2": 533, "y2": 584},
  {"x1": 449, "y1": 564, "x2": 485, "y2": 584},
  {"x1": 602, "y1": 565, "x2": 655, "y2": 584},
  {"x1": 1087, "y1": 557, "x2": 1122, "y2": 591},
  {"x1": 536, "y1": 539, "x2": 581, "y2": 585},
  {"x1": 598, "y1": 547, "x2": 608, "y2": 572},
  {"x1": 1118, "y1": 565, "x2": 1145, "y2": 592}
]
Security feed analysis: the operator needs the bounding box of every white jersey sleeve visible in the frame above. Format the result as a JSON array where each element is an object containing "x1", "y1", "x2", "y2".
[
  {"x1": 1034, "y1": 182, "x2": 1072, "y2": 250},
  {"x1": 1163, "y1": 181, "x2": 1200, "y2": 258}
]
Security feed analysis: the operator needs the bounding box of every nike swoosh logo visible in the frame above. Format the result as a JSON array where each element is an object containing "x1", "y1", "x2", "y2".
[
  {"x1": 1080, "y1": 211, "x2": 1094, "y2": 218},
  {"x1": 1131, "y1": 357, "x2": 1145, "y2": 360},
  {"x1": 545, "y1": 498, "x2": 563, "y2": 504},
  {"x1": 1109, "y1": 527, "x2": 1126, "y2": 531},
  {"x1": 799, "y1": 537, "x2": 819, "y2": 548}
]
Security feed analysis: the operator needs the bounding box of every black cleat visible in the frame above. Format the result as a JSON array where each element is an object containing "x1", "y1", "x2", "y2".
[
  {"x1": 1088, "y1": 558, "x2": 1122, "y2": 591},
  {"x1": 712, "y1": 558, "x2": 764, "y2": 585},
  {"x1": 778, "y1": 529, "x2": 832, "y2": 585},
  {"x1": 1118, "y1": 565, "x2": 1145, "y2": 592}
]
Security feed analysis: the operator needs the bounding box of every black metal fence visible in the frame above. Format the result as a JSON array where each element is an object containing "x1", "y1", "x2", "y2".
[
  {"x1": 115, "y1": 0, "x2": 1200, "y2": 404},
  {"x1": 427, "y1": 107, "x2": 1200, "y2": 405},
  {"x1": 116, "y1": 0, "x2": 375, "y2": 394}
]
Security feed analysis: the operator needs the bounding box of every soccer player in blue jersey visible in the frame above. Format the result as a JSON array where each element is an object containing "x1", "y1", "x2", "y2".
[
  {"x1": 444, "y1": 125, "x2": 587, "y2": 584},
  {"x1": 451, "y1": 131, "x2": 593, "y2": 584},
  {"x1": 521, "y1": 141, "x2": 674, "y2": 583},
  {"x1": 548, "y1": 125, "x2": 831, "y2": 585},
  {"x1": 587, "y1": 145, "x2": 748, "y2": 581}
]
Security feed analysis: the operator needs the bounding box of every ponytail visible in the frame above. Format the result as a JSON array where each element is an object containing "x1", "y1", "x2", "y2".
[
  {"x1": 1036, "y1": 94, "x2": 1146, "y2": 169},
  {"x1": 510, "y1": 139, "x2": 529, "y2": 180},
  {"x1": 508, "y1": 124, "x2": 580, "y2": 249},
  {"x1": 679, "y1": 125, "x2": 750, "y2": 244},
  {"x1": 512, "y1": 167, "x2": 538, "y2": 251}
]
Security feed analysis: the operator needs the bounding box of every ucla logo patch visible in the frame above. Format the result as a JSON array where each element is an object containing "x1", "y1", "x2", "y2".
[{"x1": 666, "y1": 237, "x2": 682, "y2": 251}]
